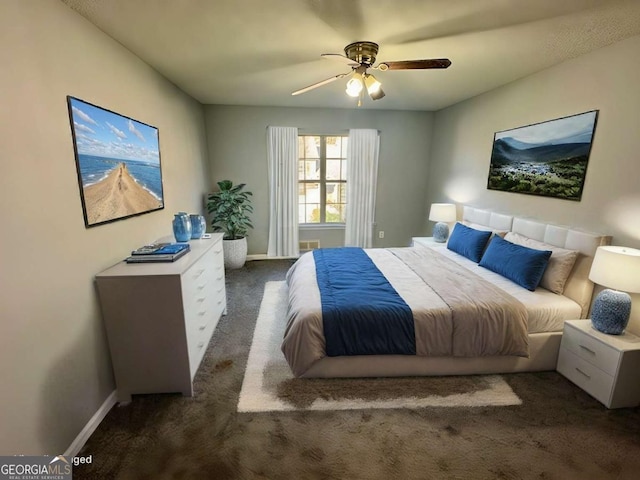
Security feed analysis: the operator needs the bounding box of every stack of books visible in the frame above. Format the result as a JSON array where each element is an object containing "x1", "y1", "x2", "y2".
[{"x1": 125, "y1": 243, "x2": 190, "y2": 263}]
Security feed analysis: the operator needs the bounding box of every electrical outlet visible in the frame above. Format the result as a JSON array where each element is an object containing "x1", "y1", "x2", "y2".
[{"x1": 379, "y1": 230, "x2": 384, "y2": 239}]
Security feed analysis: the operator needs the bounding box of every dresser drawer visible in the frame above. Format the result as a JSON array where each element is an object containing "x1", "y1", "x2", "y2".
[
  {"x1": 560, "y1": 325, "x2": 621, "y2": 376},
  {"x1": 182, "y1": 245, "x2": 221, "y2": 324},
  {"x1": 212, "y1": 243, "x2": 224, "y2": 265},
  {"x1": 182, "y1": 286, "x2": 213, "y2": 331},
  {"x1": 557, "y1": 347, "x2": 615, "y2": 406},
  {"x1": 183, "y1": 236, "x2": 226, "y2": 383},
  {"x1": 181, "y1": 248, "x2": 217, "y2": 299},
  {"x1": 183, "y1": 279, "x2": 224, "y2": 327},
  {"x1": 186, "y1": 311, "x2": 216, "y2": 377},
  {"x1": 186, "y1": 296, "x2": 225, "y2": 376},
  {"x1": 185, "y1": 297, "x2": 214, "y2": 331},
  {"x1": 212, "y1": 252, "x2": 225, "y2": 281},
  {"x1": 211, "y1": 276, "x2": 227, "y2": 310}
]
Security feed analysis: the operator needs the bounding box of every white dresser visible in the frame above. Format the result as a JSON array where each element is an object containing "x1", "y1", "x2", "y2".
[
  {"x1": 557, "y1": 320, "x2": 640, "y2": 408},
  {"x1": 96, "y1": 234, "x2": 226, "y2": 403}
]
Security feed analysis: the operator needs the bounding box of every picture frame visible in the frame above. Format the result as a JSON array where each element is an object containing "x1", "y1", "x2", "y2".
[
  {"x1": 487, "y1": 110, "x2": 598, "y2": 201},
  {"x1": 67, "y1": 96, "x2": 165, "y2": 227}
]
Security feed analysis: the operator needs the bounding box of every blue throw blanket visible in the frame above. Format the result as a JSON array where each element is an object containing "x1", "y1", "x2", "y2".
[{"x1": 313, "y1": 247, "x2": 416, "y2": 356}]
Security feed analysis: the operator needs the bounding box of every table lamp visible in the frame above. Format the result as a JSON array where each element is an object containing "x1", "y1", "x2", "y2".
[
  {"x1": 429, "y1": 203, "x2": 457, "y2": 243},
  {"x1": 588, "y1": 245, "x2": 640, "y2": 335}
]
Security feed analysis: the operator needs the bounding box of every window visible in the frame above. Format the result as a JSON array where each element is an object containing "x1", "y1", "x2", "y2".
[{"x1": 298, "y1": 135, "x2": 348, "y2": 224}]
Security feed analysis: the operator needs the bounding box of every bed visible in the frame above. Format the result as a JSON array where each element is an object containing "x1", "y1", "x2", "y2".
[{"x1": 281, "y1": 206, "x2": 611, "y2": 378}]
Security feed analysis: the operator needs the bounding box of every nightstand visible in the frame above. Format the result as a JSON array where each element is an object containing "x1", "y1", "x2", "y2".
[
  {"x1": 411, "y1": 237, "x2": 446, "y2": 248},
  {"x1": 557, "y1": 320, "x2": 640, "y2": 408}
]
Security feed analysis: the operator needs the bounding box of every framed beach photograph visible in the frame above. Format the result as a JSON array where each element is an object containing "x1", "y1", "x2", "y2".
[
  {"x1": 487, "y1": 110, "x2": 598, "y2": 201},
  {"x1": 67, "y1": 96, "x2": 165, "y2": 227}
]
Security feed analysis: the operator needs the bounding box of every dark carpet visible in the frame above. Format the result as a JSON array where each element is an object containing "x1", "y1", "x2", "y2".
[{"x1": 75, "y1": 259, "x2": 640, "y2": 480}]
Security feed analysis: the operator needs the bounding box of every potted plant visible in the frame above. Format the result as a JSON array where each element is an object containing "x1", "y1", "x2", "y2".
[{"x1": 206, "y1": 180, "x2": 253, "y2": 269}]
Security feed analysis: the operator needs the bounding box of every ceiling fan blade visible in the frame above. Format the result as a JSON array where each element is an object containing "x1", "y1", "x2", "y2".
[
  {"x1": 291, "y1": 73, "x2": 349, "y2": 96},
  {"x1": 321, "y1": 53, "x2": 360, "y2": 67},
  {"x1": 377, "y1": 59, "x2": 452, "y2": 71}
]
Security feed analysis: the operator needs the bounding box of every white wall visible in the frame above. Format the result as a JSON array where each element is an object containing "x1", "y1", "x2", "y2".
[
  {"x1": 204, "y1": 105, "x2": 435, "y2": 253},
  {"x1": 0, "y1": 1, "x2": 209, "y2": 454},
  {"x1": 426, "y1": 34, "x2": 640, "y2": 332}
]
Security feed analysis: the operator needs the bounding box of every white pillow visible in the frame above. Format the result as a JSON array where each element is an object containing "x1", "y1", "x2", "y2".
[{"x1": 504, "y1": 232, "x2": 578, "y2": 295}]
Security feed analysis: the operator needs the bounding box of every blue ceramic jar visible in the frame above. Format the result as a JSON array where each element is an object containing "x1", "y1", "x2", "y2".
[
  {"x1": 172, "y1": 212, "x2": 192, "y2": 242},
  {"x1": 189, "y1": 214, "x2": 206, "y2": 239}
]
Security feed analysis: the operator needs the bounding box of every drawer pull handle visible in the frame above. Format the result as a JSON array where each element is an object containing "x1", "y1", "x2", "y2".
[
  {"x1": 217, "y1": 287, "x2": 224, "y2": 293},
  {"x1": 197, "y1": 342, "x2": 205, "y2": 349},
  {"x1": 216, "y1": 276, "x2": 223, "y2": 281},
  {"x1": 215, "y1": 249, "x2": 222, "y2": 254},
  {"x1": 197, "y1": 284, "x2": 207, "y2": 290},
  {"x1": 197, "y1": 297, "x2": 206, "y2": 303},
  {"x1": 198, "y1": 310, "x2": 207, "y2": 316},
  {"x1": 199, "y1": 324, "x2": 206, "y2": 331},
  {"x1": 579, "y1": 345, "x2": 596, "y2": 355},
  {"x1": 575, "y1": 367, "x2": 591, "y2": 380},
  {"x1": 194, "y1": 269, "x2": 205, "y2": 278},
  {"x1": 217, "y1": 300, "x2": 223, "y2": 305}
]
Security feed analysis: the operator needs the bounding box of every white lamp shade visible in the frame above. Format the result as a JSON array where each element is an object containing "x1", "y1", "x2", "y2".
[
  {"x1": 364, "y1": 74, "x2": 381, "y2": 93},
  {"x1": 589, "y1": 246, "x2": 640, "y2": 293},
  {"x1": 345, "y1": 74, "x2": 363, "y2": 97},
  {"x1": 429, "y1": 203, "x2": 456, "y2": 223}
]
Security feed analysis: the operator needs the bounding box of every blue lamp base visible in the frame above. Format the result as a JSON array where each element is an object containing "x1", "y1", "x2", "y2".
[
  {"x1": 591, "y1": 289, "x2": 632, "y2": 335},
  {"x1": 433, "y1": 222, "x2": 450, "y2": 243}
]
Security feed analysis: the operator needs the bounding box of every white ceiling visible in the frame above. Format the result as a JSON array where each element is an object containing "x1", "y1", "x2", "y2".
[{"x1": 61, "y1": 0, "x2": 640, "y2": 111}]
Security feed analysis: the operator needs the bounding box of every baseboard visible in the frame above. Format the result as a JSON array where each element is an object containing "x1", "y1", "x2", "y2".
[
  {"x1": 65, "y1": 390, "x2": 117, "y2": 457},
  {"x1": 246, "y1": 254, "x2": 298, "y2": 261}
]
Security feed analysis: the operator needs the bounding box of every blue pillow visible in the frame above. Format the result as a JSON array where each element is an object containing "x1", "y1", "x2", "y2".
[
  {"x1": 447, "y1": 222, "x2": 492, "y2": 263},
  {"x1": 479, "y1": 235, "x2": 552, "y2": 291}
]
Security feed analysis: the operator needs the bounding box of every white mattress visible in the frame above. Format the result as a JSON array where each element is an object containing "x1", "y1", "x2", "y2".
[{"x1": 407, "y1": 244, "x2": 582, "y2": 333}]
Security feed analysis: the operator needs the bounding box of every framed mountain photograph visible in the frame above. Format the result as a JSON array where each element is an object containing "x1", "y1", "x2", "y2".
[
  {"x1": 67, "y1": 96, "x2": 165, "y2": 227},
  {"x1": 487, "y1": 110, "x2": 598, "y2": 201}
]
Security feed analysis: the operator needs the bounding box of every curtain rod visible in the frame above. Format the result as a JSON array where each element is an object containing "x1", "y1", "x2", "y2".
[
  {"x1": 298, "y1": 129, "x2": 349, "y2": 134},
  {"x1": 265, "y1": 125, "x2": 381, "y2": 136},
  {"x1": 268, "y1": 127, "x2": 380, "y2": 134}
]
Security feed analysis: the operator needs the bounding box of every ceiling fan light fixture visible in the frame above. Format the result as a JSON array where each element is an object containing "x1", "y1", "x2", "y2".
[
  {"x1": 345, "y1": 73, "x2": 363, "y2": 97},
  {"x1": 364, "y1": 74, "x2": 382, "y2": 94},
  {"x1": 369, "y1": 85, "x2": 385, "y2": 101}
]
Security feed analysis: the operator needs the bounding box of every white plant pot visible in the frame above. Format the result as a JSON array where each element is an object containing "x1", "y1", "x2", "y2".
[{"x1": 223, "y1": 237, "x2": 247, "y2": 269}]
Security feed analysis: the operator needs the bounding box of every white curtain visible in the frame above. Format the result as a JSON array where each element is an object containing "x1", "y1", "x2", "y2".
[
  {"x1": 267, "y1": 126, "x2": 299, "y2": 257},
  {"x1": 345, "y1": 129, "x2": 380, "y2": 247}
]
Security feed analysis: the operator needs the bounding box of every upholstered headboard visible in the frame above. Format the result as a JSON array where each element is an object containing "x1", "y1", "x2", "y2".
[
  {"x1": 460, "y1": 206, "x2": 611, "y2": 317},
  {"x1": 462, "y1": 206, "x2": 513, "y2": 232}
]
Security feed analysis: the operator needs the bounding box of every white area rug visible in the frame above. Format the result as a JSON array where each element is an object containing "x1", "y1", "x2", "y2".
[{"x1": 237, "y1": 281, "x2": 522, "y2": 412}]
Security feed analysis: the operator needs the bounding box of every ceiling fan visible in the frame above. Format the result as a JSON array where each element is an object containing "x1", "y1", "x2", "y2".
[{"x1": 292, "y1": 41, "x2": 451, "y2": 105}]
